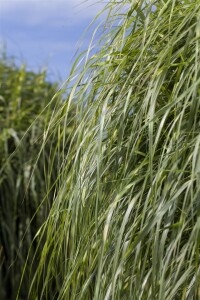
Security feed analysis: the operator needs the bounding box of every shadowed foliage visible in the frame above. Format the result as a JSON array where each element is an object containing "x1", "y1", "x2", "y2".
[{"x1": 0, "y1": 56, "x2": 73, "y2": 300}]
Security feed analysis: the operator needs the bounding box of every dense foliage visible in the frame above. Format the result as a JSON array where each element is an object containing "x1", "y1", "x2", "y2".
[
  {"x1": 2, "y1": 0, "x2": 200, "y2": 299},
  {"x1": 0, "y1": 57, "x2": 68, "y2": 300},
  {"x1": 26, "y1": 1, "x2": 200, "y2": 299}
]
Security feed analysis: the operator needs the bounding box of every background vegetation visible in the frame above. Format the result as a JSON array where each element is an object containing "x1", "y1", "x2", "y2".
[{"x1": 0, "y1": 55, "x2": 73, "y2": 300}]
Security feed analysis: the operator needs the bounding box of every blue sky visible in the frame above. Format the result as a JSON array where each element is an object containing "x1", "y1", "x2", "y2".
[{"x1": 0, "y1": 0, "x2": 105, "y2": 82}]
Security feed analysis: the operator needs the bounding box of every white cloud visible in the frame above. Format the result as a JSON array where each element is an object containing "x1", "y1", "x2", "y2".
[{"x1": 1, "y1": 0, "x2": 106, "y2": 25}]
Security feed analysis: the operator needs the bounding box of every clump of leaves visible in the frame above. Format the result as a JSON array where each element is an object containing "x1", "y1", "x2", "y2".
[{"x1": 26, "y1": 1, "x2": 200, "y2": 299}]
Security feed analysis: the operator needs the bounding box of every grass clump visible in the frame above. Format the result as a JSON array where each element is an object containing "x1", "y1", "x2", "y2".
[{"x1": 17, "y1": 0, "x2": 200, "y2": 299}]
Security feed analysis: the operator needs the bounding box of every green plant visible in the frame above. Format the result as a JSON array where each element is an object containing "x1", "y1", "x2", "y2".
[{"x1": 24, "y1": 0, "x2": 200, "y2": 299}]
